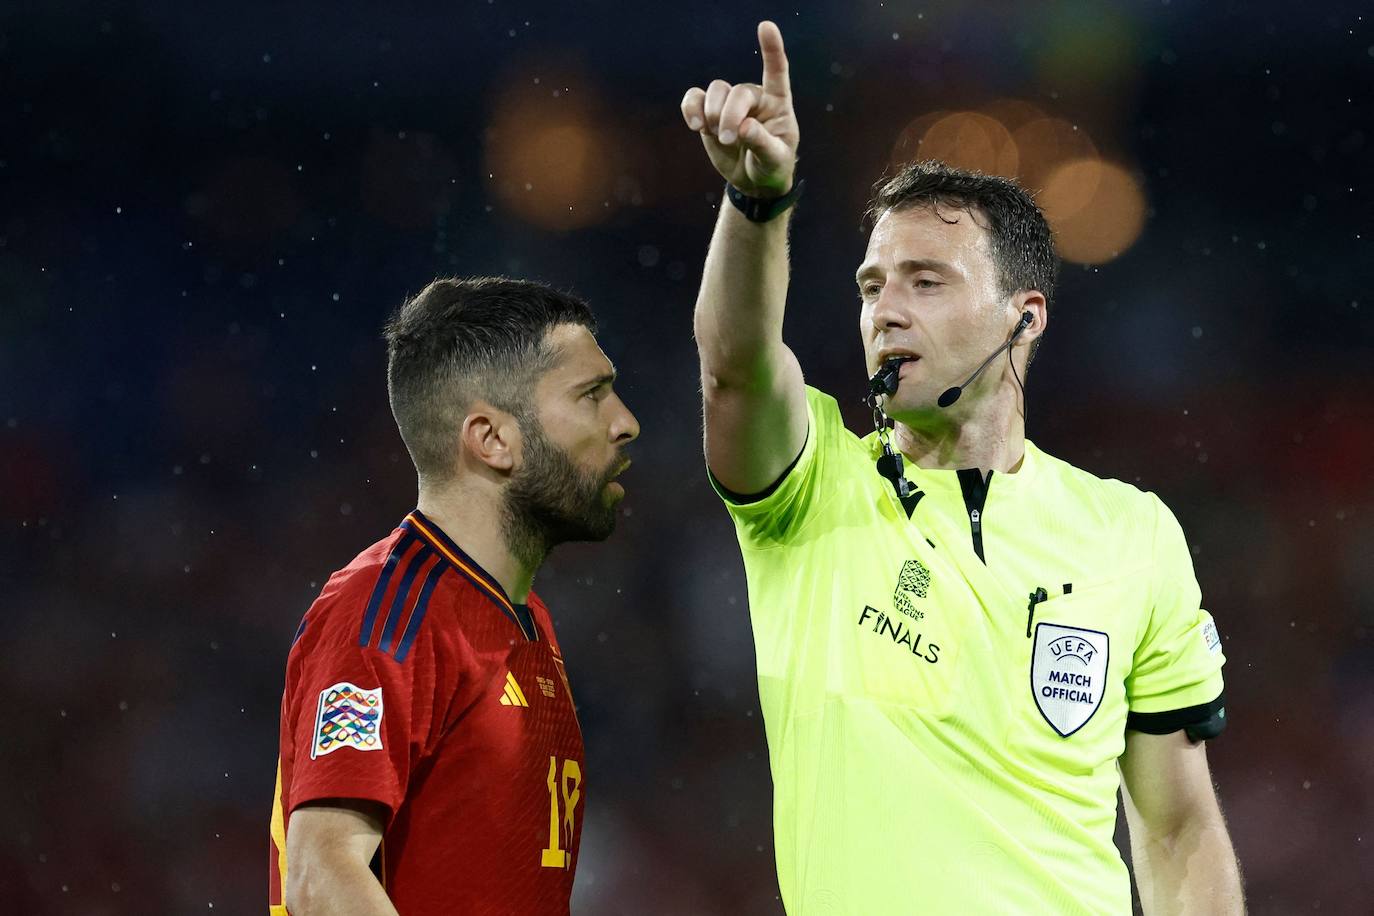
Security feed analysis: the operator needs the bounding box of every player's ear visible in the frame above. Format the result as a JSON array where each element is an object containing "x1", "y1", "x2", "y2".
[{"x1": 460, "y1": 402, "x2": 520, "y2": 473}]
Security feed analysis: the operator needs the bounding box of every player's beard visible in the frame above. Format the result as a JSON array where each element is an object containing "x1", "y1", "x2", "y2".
[{"x1": 502, "y1": 414, "x2": 624, "y2": 569}]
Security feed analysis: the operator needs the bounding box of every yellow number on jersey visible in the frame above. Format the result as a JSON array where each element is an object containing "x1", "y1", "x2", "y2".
[{"x1": 541, "y1": 756, "x2": 582, "y2": 868}]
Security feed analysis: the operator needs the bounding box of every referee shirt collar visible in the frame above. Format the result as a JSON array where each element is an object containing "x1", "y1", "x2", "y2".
[{"x1": 864, "y1": 434, "x2": 1044, "y2": 492}]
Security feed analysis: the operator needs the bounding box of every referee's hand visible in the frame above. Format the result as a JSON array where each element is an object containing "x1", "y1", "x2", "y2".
[{"x1": 680, "y1": 21, "x2": 799, "y2": 199}]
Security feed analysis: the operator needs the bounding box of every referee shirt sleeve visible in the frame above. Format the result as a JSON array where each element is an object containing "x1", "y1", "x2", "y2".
[
  {"x1": 1124, "y1": 495, "x2": 1228, "y2": 740},
  {"x1": 707, "y1": 386, "x2": 839, "y2": 547}
]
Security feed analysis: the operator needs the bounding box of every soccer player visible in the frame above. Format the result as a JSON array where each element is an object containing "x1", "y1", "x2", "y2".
[
  {"x1": 680, "y1": 22, "x2": 1244, "y2": 915},
  {"x1": 268, "y1": 277, "x2": 639, "y2": 915}
]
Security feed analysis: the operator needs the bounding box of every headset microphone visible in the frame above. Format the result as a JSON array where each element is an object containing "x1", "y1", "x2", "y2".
[
  {"x1": 865, "y1": 311, "x2": 1033, "y2": 506},
  {"x1": 937, "y1": 311, "x2": 1034, "y2": 408}
]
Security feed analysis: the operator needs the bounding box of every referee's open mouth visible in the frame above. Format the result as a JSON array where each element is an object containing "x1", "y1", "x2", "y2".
[{"x1": 876, "y1": 349, "x2": 921, "y2": 376}]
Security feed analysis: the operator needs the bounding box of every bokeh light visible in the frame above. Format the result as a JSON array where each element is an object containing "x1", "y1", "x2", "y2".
[
  {"x1": 890, "y1": 104, "x2": 1097, "y2": 194},
  {"x1": 1032, "y1": 7, "x2": 1139, "y2": 96},
  {"x1": 905, "y1": 111, "x2": 1019, "y2": 177},
  {"x1": 979, "y1": 98, "x2": 1046, "y2": 132},
  {"x1": 1011, "y1": 117, "x2": 1098, "y2": 193},
  {"x1": 889, "y1": 110, "x2": 949, "y2": 168},
  {"x1": 485, "y1": 79, "x2": 613, "y2": 231},
  {"x1": 1039, "y1": 159, "x2": 1146, "y2": 264},
  {"x1": 888, "y1": 102, "x2": 1138, "y2": 263}
]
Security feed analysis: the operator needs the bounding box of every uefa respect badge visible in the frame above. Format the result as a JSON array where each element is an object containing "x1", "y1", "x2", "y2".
[{"x1": 311, "y1": 682, "x2": 384, "y2": 759}]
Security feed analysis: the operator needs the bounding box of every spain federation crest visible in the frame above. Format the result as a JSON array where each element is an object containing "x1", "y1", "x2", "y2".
[
  {"x1": 1031, "y1": 623, "x2": 1108, "y2": 737},
  {"x1": 312, "y1": 682, "x2": 384, "y2": 759}
]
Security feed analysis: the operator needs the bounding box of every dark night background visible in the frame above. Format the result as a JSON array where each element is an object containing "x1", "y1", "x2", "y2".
[{"x1": 2, "y1": 1, "x2": 1371, "y2": 913}]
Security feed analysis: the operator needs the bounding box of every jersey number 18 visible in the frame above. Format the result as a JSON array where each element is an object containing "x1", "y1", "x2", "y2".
[{"x1": 541, "y1": 756, "x2": 581, "y2": 869}]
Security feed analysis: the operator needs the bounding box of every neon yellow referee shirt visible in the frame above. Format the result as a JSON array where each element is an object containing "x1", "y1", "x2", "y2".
[{"x1": 712, "y1": 387, "x2": 1227, "y2": 915}]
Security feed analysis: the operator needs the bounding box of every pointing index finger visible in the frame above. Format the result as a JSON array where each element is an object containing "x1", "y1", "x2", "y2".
[{"x1": 757, "y1": 20, "x2": 790, "y2": 98}]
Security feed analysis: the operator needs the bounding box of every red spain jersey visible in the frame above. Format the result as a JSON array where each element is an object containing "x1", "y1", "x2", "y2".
[{"x1": 269, "y1": 510, "x2": 585, "y2": 915}]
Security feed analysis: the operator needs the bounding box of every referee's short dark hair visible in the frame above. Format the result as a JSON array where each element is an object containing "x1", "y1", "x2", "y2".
[
  {"x1": 384, "y1": 276, "x2": 597, "y2": 484},
  {"x1": 865, "y1": 161, "x2": 1060, "y2": 364}
]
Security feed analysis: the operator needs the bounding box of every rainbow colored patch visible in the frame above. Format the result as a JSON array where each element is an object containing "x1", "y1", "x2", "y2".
[{"x1": 311, "y1": 682, "x2": 384, "y2": 759}]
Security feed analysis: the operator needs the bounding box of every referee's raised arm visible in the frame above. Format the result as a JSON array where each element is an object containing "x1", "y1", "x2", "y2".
[{"x1": 682, "y1": 21, "x2": 808, "y2": 496}]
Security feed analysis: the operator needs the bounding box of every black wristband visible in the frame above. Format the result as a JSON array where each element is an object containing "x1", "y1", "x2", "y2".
[{"x1": 724, "y1": 178, "x2": 805, "y2": 223}]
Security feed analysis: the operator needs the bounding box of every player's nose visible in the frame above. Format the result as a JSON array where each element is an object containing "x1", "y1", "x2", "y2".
[{"x1": 609, "y1": 393, "x2": 639, "y2": 445}]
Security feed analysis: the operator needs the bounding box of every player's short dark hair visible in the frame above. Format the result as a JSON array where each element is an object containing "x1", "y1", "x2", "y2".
[
  {"x1": 384, "y1": 276, "x2": 597, "y2": 483},
  {"x1": 865, "y1": 161, "x2": 1060, "y2": 363}
]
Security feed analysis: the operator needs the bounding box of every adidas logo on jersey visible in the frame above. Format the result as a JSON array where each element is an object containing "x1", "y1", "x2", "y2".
[{"x1": 499, "y1": 671, "x2": 529, "y2": 707}]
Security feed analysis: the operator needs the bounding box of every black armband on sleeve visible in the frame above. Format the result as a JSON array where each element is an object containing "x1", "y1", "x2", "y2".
[
  {"x1": 1126, "y1": 692, "x2": 1227, "y2": 743},
  {"x1": 709, "y1": 428, "x2": 809, "y2": 505}
]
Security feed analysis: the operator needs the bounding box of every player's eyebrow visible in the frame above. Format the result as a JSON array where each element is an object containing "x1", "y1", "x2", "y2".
[
  {"x1": 855, "y1": 258, "x2": 960, "y2": 285},
  {"x1": 573, "y1": 369, "x2": 617, "y2": 392}
]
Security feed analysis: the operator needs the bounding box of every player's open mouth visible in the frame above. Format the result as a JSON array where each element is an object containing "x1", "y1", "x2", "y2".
[{"x1": 605, "y1": 458, "x2": 631, "y2": 488}]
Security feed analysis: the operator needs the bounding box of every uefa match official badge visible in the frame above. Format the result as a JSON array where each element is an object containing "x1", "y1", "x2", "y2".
[
  {"x1": 311, "y1": 682, "x2": 384, "y2": 759},
  {"x1": 1031, "y1": 624, "x2": 1108, "y2": 737}
]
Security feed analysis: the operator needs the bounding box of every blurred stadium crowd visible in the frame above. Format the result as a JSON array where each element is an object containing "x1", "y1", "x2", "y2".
[{"x1": 2, "y1": 1, "x2": 1371, "y2": 913}]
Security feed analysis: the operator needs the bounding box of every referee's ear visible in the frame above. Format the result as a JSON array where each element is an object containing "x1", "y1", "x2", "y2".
[
  {"x1": 459, "y1": 402, "x2": 521, "y2": 476},
  {"x1": 1010, "y1": 291, "x2": 1048, "y2": 371},
  {"x1": 1012, "y1": 291, "x2": 1048, "y2": 345},
  {"x1": 1013, "y1": 291, "x2": 1047, "y2": 340}
]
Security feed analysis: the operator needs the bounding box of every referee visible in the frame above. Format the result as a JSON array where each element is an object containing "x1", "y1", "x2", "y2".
[{"x1": 681, "y1": 22, "x2": 1244, "y2": 915}]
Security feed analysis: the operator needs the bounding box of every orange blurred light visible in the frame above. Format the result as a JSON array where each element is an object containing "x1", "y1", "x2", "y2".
[
  {"x1": 485, "y1": 81, "x2": 613, "y2": 231},
  {"x1": 979, "y1": 98, "x2": 1046, "y2": 132},
  {"x1": 1011, "y1": 117, "x2": 1098, "y2": 193},
  {"x1": 890, "y1": 110, "x2": 949, "y2": 168},
  {"x1": 916, "y1": 111, "x2": 1019, "y2": 177},
  {"x1": 891, "y1": 111, "x2": 1019, "y2": 178},
  {"x1": 1039, "y1": 159, "x2": 1146, "y2": 264}
]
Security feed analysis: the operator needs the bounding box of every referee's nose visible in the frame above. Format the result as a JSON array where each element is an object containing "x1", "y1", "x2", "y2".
[{"x1": 871, "y1": 284, "x2": 914, "y2": 335}]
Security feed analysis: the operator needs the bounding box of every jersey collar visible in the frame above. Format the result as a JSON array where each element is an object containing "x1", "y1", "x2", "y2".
[
  {"x1": 862, "y1": 431, "x2": 1043, "y2": 493},
  {"x1": 401, "y1": 509, "x2": 536, "y2": 640}
]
